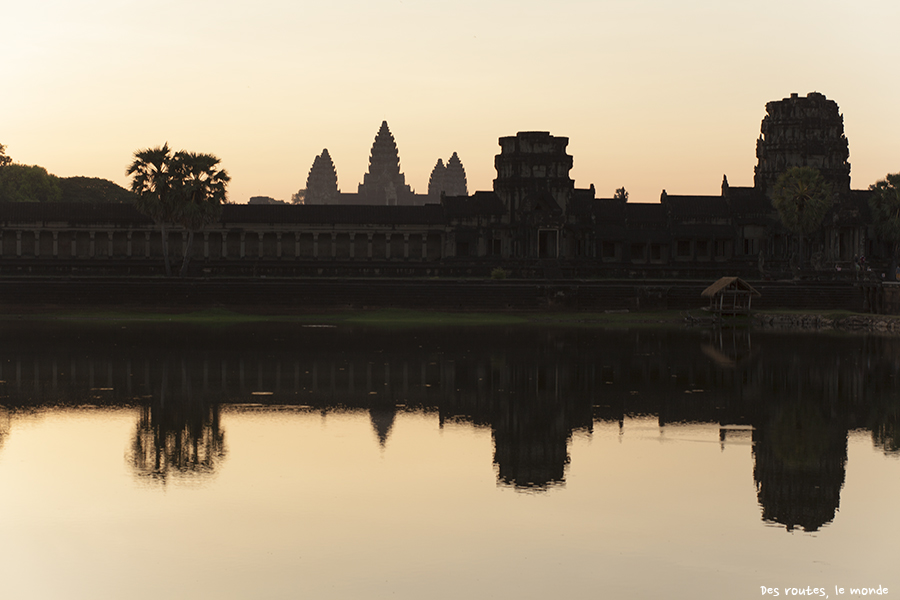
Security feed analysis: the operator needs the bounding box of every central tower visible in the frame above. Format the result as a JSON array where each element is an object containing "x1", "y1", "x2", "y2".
[{"x1": 358, "y1": 121, "x2": 412, "y2": 205}]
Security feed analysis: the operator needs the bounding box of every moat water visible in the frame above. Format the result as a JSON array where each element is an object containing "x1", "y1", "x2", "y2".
[{"x1": 0, "y1": 321, "x2": 898, "y2": 600}]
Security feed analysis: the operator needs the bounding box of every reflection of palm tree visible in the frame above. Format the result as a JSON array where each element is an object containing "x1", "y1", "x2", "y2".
[{"x1": 129, "y1": 361, "x2": 226, "y2": 483}]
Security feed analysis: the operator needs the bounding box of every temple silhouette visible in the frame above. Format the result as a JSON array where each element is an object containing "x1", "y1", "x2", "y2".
[{"x1": 0, "y1": 92, "x2": 891, "y2": 281}]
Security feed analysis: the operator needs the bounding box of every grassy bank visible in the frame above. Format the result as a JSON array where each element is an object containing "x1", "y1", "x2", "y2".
[{"x1": 5, "y1": 306, "x2": 898, "y2": 332}]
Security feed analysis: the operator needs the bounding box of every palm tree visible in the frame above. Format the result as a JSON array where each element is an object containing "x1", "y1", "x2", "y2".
[
  {"x1": 868, "y1": 173, "x2": 900, "y2": 272},
  {"x1": 169, "y1": 151, "x2": 230, "y2": 277},
  {"x1": 772, "y1": 166, "x2": 833, "y2": 270},
  {"x1": 127, "y1": 144, "x2": 176, "y2": 276}
]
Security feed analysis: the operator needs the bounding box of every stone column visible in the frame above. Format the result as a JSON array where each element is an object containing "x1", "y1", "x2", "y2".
[
  {"x1": 32, "y1": 231, "x2": 40, "y2": 257},
  {"x1": 385, "y1": 234, "x2": 392, "y2": 260},
  {"x1": 367, "y1": 233, "x2": 373, "y2": 259},
  {"x1": 330, "y1": 233, "x2": 336, "y2": 258},
  {"x1": 403, "y1": 233, "x2": 409, "y2": 259},
  {"x1": 313, "y1": 233, "x2": 319, "y2": 259},
  {"x1": 240, "y1": 233, "x2": 246, "y2": 259},
  {"x1": 126, "y1": 232, "x2": 132, "y2": 258},
  {"x1": 203, "y1": 232, "x2": 210, "y2": 259},
  {"x1": 222, "y1": 232, "x2": 228, "y2": 259},
  {"x1": 89, "y1": 232, "x2": 95, "y2": 258},
  {"x1": 349, "y1": 233, "x2": 356, "y2": 259},
  {"x1": 16, "y1": 231, "x2": 22, "y2": 257},
  {"x1": 53, "y1": 231, "x2": 59, "y2": 258},
  {"x1": 258, "y1": 232, "x2": 265, "y2": 258},
  {"x1": 421, "y1": 233, "x2": 428, "y2": 261},
  {"x1": 276, "y1": 232, "x2": 283, "y2": 258},
  {"x1": 107, "y1": 231, "x2": 114, "y2": 258},
  {"x1": 145, "y1": 232, "x2": 151, "y2": 258},
  {"x1": 294, "y1": 233, "x2": 300, "y2": 259}
]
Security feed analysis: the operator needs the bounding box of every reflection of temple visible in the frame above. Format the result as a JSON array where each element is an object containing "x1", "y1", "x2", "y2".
[
  {"x1": 752, "y1": 401, "x2": 848, "y2": 532},
  {"x1": 2, "y1": 323, "x2": 899, "y2": 508}
]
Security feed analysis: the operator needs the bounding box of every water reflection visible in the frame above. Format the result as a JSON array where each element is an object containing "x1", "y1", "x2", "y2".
[
  {"x1": 129, "y1": 362, "x2": 226, "y2": 483},
  {"x1": 1, "y1": 321, "x2": 899, "y2": 529}
]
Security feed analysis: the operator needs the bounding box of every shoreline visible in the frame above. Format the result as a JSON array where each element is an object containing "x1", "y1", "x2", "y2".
[{"x1": 2, "y1": 306, "x2": 899, "y2": 333}]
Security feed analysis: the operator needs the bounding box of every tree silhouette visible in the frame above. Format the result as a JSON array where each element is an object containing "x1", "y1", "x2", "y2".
[
  {"x1": 128, "y1": 145, "x2": 229, "y2": 276},
  {"x1": 772, "y1": 166, "x2": 833, "y2": 268},
  {"x1": 127, "y1": 144, "x2": 177, "y2": 276},
  {"x1": 0, "y1": 143, "x2": 11, "y2": 167},
  {"x1": 169, "y1": 151, "x2": 230, "y2": 276},
  {"x1": 868, "y1": 173, "x2": 900, "y2": 268}
]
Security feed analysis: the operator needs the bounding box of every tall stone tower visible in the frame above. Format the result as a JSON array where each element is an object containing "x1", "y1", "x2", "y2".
[
  {"x1": 493, "y1": 132, "x2": 574, "y2": 222},
  {"x1": 444, "y1": 152, "x2": 468, "y2": 197},
  {"x1": 754, "y1": 92, "x2": 850, "y2": 197},
  {"x1": 304, "y1": 148, "x2": 339, "y2": 204},
  {"x1": 427, "y1": 152, "x2": 469, "y2": 199},
  {"x1": 358, "y1": 121, "x2": 412, "y2": 205},
  {"x1": 427, "y1": 158, "x2": 445, "y2": 200}
]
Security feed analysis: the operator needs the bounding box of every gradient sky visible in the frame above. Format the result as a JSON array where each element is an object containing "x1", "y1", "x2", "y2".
[{"x1": 4, "y1": 0, "x2": 899, "y2": 203}]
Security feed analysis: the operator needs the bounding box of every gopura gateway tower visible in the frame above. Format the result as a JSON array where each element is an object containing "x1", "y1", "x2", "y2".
[
  {"x1": 754, "y1": 92, "x2": 851, "y2": 197},
  {"x1": 493, "y1": 132, "x2": 594, "y2": 258},
  {"x1": 357, "y1": 121, "x2": 413, "y2": 205}
]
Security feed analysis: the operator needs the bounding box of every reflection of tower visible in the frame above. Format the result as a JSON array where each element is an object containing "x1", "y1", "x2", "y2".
[
  {"x1": 752, "y1": 400, "x2": 847, "y2": 532},
  {"x1": 358, "y1": 121, "x2": 412, "y2": 205},
  {"x1": 493, "y1": 410, "x2": 570, "y2": 489},
  {"x1": 369, "y1": 405, "x2": 396, "y2": 447},
  {"x1": 754, "y1": 92, "x2": 850, "y2": 198},
  {"x1": 492, "y1": 365, "x2": 581, "y2": 490}
]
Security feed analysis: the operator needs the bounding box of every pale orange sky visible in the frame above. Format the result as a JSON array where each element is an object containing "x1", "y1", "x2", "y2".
[{"x1": 4, "y1": 0, "x2": 899, "y2": 203}]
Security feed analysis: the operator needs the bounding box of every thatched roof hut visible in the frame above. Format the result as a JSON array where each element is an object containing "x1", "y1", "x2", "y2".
[{"x1": 701, "y1": 277, "x2": 761, "y2": 316}]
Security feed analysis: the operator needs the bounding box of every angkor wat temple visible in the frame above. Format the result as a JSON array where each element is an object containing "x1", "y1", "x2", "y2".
[{"x1": 0, "y1": 93, "x2": 887, "y2": 280}]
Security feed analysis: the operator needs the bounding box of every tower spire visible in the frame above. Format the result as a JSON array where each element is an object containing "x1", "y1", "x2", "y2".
[{"x1": 358, "y1": 121, "x2": 411, "y2": 205}]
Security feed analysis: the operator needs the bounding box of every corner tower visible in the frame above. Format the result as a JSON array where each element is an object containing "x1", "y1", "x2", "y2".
[{"x1": 754, "y1": 92, "x2": 850, "y2": 197}]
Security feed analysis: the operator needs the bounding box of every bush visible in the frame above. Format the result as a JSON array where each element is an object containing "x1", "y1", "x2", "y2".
[{"x1": 491, "y1": 267, "x2": 510, "y2": 280}]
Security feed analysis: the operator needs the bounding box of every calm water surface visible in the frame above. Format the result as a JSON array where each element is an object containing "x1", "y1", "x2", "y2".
[{"x1": 0, "y1": 322, "x2": 898, "y2": 600}]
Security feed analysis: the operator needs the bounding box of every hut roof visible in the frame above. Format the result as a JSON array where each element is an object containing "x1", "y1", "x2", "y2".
[{"x1": 701, "y1": 276, "x2": 761, "y2": 298}]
